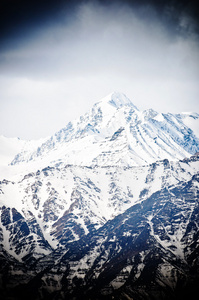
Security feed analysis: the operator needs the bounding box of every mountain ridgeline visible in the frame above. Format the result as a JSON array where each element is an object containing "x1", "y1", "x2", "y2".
[
  {"x1": 0, "y1": 92, "x2": 199, "y2": 300},
  {"x1": 11, "y1": 92, "x2": 199, "y2": 167}
]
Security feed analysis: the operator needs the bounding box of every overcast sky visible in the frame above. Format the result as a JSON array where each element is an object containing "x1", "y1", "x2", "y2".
[{"x1": 0, "y1": 0, "x2": 199, "y2": 140}]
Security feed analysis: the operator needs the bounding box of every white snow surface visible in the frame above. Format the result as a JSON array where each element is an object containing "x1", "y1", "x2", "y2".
[
  {"x1": 0, "y1": 157, "x2": 199, "y2": 259},
  {"x1": 0, "y1": 91, "x2": 199, "y2": 261},
  {"x1": 1, "y1": 92, "x2": 198, "y2": 181},
  {"x1": 0, "y1": 135, "x2": 48, "y2": 180}
]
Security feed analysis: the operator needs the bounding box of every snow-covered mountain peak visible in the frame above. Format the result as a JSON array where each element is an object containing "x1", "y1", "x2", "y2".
[
  {"x1": 95, "y1": 91, "x2": 138, "y2": 110},
  {"x1": 3, "y1": 92, "x2": 199, "y2": 171}
]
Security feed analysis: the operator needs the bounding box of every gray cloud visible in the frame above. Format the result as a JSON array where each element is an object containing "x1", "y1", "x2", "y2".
[{"x1": 0, "y1": 1, "x2": 199, "y2": 139}]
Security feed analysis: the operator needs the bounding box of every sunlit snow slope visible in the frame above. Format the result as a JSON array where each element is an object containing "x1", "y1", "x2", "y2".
[
  {"x1": 0, "y1": 92, "x2": 199, "y2": 300},
  {"x1": 9, "y1": 92, "x2": 199, "y2": 170}
]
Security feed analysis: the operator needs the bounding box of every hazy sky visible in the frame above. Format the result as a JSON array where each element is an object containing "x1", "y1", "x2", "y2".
[{"x1": 0, "y1": 0, "x2": 199, "y2": 139}]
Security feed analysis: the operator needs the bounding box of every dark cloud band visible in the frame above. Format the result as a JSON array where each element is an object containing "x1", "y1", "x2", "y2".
[{"x1": 0, "y1": 0, "x2": 199, "y2": 45}]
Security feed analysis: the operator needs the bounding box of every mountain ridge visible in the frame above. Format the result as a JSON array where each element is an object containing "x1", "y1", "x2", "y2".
[
  {"x1": 1, "y1": 155, "x2": 199, "y2": 259},
  {"x1": 7, "y1": 92, "x2": 199, "y2": 170},
  {"x1": 0, "y1": 92, "x2": 199, "y2": 300},
  {"x1": 0, "y1": 156, "x2": 199, "y2": 299}
]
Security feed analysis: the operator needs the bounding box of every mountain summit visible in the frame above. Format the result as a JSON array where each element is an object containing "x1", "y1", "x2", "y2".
[
  {"x1": 10, "y1": 92, "x2": 199, "y2": 169},
  {"x1": 96, "y1": 91, "x2": 138, "y2": 110},
  {"x1": 0, "y1": 92, "x2": 199, "y2": 300}
]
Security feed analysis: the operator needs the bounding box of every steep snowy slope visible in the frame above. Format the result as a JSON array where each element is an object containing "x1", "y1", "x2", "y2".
[
  {"x1": 0, "y1": 156, "x2": 199, "y2": 261},
  {"x1": 0, "y1": 136, "x2": 25, "y2": 167},
  {"x1": 0, "y1": 136, "x2": 48, "y2": 166},
  {"x1": 10, "y1": 92, "x2": 199, "y2": 168},
  {"x1": 176, "y1": 112, "x2": 199, "y2": 134},
  {"x1": 39, "y1": 172, "x2": 199, "y2": 300},
  {"x1": 0, "y1": 92, "x2": 199, "y2": 300},
  {"x1": 1, "y1": 157, "x2": 199, "y2": 300},
  {"x1": 0, "y1": 135, "x2": 48, "y2": 180}
]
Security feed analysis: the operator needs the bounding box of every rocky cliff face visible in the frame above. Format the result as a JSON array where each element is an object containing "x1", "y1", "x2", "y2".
[
  {"x1": 0, "y1": 93, "x2": 199, "y2": 299},
  {"x1": 0, "y1": 159, "x2": 199, "y2": 300}
]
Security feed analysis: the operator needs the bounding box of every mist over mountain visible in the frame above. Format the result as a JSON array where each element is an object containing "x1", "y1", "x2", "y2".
[{"x1": 0, "y1": 92, "x2": 199, "y2": 300}]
